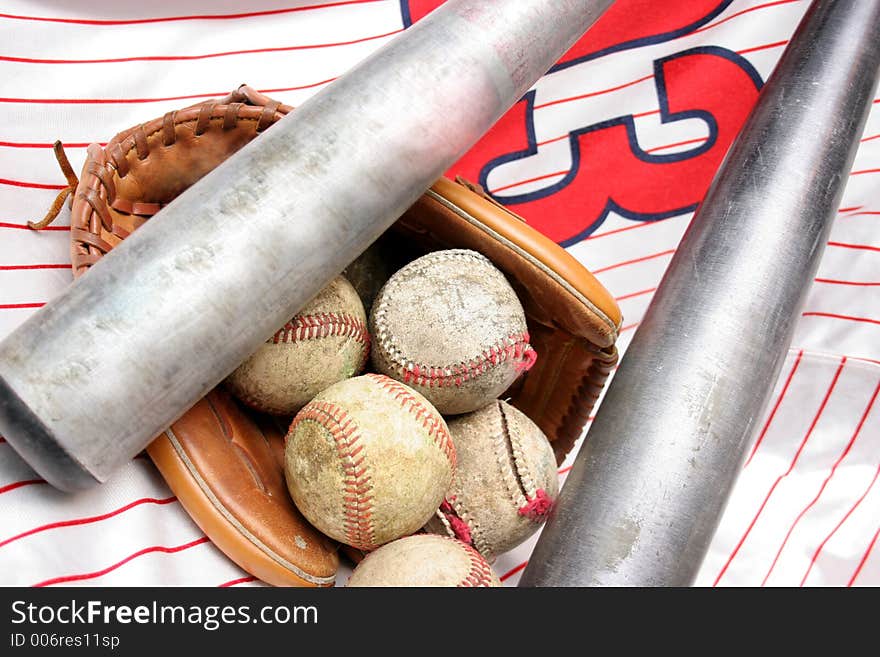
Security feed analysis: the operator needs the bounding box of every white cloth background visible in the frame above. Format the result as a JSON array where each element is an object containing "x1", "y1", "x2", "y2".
[{"x1": 0, "y1": 0, "x2": 877, "y2": 587}]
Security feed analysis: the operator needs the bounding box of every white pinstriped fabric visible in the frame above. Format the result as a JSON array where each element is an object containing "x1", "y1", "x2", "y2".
[{"x1": 0, "y1": 0, "x2": 877, "y2": 587}]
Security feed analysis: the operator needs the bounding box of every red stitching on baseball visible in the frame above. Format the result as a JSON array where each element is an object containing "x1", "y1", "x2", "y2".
[
  {"x1": 365, "y1": 374, "x2": 456, "y2": 469},
  {"x1": 455, "y1": 539, "x2": 495, "y2": 587},
  {"x1": 398, "y1": 331, "x2": 535, "y2": 388},
  {"x1": 272, "y1": 312, "x2": 369, "y2": 347},
  {"x1": 518, "y1": 488, "x2": 554, "y2": 521},
  {"x1": 439, "y1": 499, "x2": 473, "y2": 546},
  {"x1": 290, "y1": 400, "x2": 376, "y2": 550}
]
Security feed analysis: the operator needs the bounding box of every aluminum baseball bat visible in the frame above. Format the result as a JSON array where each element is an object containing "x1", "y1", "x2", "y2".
[
  {"x1": 520, "y1": 0, "x2": 880, "y2": 587},
  {"x1": 0, "y1": 0, "x2": 616, "y2": 491}
]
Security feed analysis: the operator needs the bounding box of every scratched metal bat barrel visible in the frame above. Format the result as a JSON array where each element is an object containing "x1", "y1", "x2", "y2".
[
  {"x1": 520, "y1": 0, "x2": 880, "y2": 587},
  {"x1": 0, "y1": 0, "x2": 615, "y2": 491}
]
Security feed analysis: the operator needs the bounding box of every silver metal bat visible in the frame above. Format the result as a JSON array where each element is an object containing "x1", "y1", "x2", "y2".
[
  {"x1": 520, "y1": 0, "x2": 880, "y2": 587},
  {"x1": 0, "y1": 0, "x2": 615, "y2": 491}
]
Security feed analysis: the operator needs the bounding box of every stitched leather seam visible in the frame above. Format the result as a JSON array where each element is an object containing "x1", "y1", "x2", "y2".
[
  {"x1": 499, "y1": 402, "x2": 553, "y2": 521},
  {"x1": 456, "y1": 539, "x2": 495, "y2": 587},
  {"x1": 163, "y1": 428, "x2": 336, "y2": 586},
  {"x1": 436, "y1": 497, "x2": 490, "y2": 556},
  {"x1": 271, "y1": 312, "x2": 369, "y2": 347},
  {"x1": 556, "y1": 346, "x2": 617, "y2": 458},
  {"x1": 290, "y1": 401, "x2": 376, "y2": 551},
  {"x1": 364, "y1": 374, "x2": 455, "y2": 469},
  {"x1": 113, "y1": 115, "x2": 276, "y2": 177},
  {"x1": 377, "y1": 329, "x2": 535, "y2": 389},
  {"x1": 497, "y1": 401, "x2": 539, "y2": 506},
  {"x1": 494, "y1": 406, "x2": 529, "y2": 514},
  {"x1": 72, "y1": 105, "x2": 287, "y2": 273}
]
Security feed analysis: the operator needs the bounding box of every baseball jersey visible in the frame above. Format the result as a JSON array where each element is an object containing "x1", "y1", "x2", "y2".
[{"x1": 0, "y1": 0, "x2": 877, "y2": 587}]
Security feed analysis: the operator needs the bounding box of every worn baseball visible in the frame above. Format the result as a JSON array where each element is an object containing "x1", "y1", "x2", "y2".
[
  {"x1": 284, "y1": 374, "x2": 455, "y2": 551},
  {"x1": 346, "y1": 534, "x2": 501, "y2": 587},
  {"x1": 226, "y1": 275, "x2": 369, "y2": 415},
  {"x1": 370, "y1": 249, "x2": 536, "y2": 415},
  {"x1": 425, "y1": 400, "x2": 558, "y2": 562}
]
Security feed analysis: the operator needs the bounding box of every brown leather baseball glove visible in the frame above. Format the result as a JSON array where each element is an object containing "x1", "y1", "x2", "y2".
[{"x1": 34, "y1": 85, "x2": 620, "y2": 587}]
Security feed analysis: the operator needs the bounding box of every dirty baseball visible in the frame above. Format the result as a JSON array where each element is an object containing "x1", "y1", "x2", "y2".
[
  {"x1": 346, "y1": 534, "x2": 501, "y2": 587},
  {"x1": 226, "y1": 275, "x2": 369, "y2": 415},
  {"x1": 425, "y1": 400, "x2": 558, "y2": 561},
  {"x1": 370, "y1": 249, "x2": 536, "y2": 415},
  {"x1": 284, "y1": 373, "x2": 455, "y2": 551}
]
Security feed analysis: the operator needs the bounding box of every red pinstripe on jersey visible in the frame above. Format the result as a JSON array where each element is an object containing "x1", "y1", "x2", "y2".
[
  {"x1": 0, "y1": 222, "x2": 69, "y2": 231},
  {"x1": 0, "y1": 141, "x2": 96, "y2": 148},
  {"x1": 534, "y1": 74, "x2": 656, "y2": 111},
  {"x1": 691, "y1": 0, "x2": 802, "y2": 36},
  {"x1": 828, "y1": 241, "x2": 880, "y2": 253},
  {"x1": 0, "y1": 178, "x2": 65, "y2": 190},
  {"x1": 848, "y1": 526, "x2": 880, "y2": 586},
  {"x1": 0, "y1": 303, "x2": 45, "y2": 310},
  {"x1": 614, "y1": 287, "x2": 657, "y2": 302},
  {"x1": 0, "y1": 264, "x2": 67, "y2": 271},
  {"x1": 592, "y1": 249, "x2": 676, "y2": 275},
  {"x1": 760, "y1": 380, "x2": 880, "y2": 585},
  {"x1": 802, "y1": 313, "x2": 880, "y2": 327},
  {"x1": 802, "y1": 464, "x2": 880, "y2": 585},
  {"x1": 500, "y1": 561, "x2": 529, "y2": 582},
  {"x1": 490, "y1": 171, "x2": 569, "y2": 195},
  {"x1": 713, "y1": 357, "x2": 847, "y2": 586},
  {"x1": 0, "y1": 496, "x2": 178, "y2": 549},
  {"x1": 33, "y1": 536, "x2": 210, "y2": 587},
  {"x1": 814, "y1": 279, "x2": 880, "y2": 287},
  {"x1": 645, "y1": 137, "x2": 708, "y2": 154},
  {"x1": 218, "y1": 575, "x2": 257, "y2": 587},
  {"x1": 0, "y1": 479, "x2": 46, "y2": 494},
  {"x1": 0, "y1": 82, "x2": 313, "y2": 105},
  {"x1": 0, "y1": 0, "x2": 382, "y2": 26},
  {"x1": 736, "y1": 40, "x2": 787, "y2": 55},
  {"x1": 586, "y1": 219, "x2": 674, "y2": 241},
  {"x1": 0, "y1": 29, "x2": 402, "y2": 65},
  {"x1": 745, "y1": 351, "x2": 804, "y2": 467}
]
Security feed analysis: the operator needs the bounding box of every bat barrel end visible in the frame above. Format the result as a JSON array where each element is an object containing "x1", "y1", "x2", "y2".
[{"x1": 0, "y1": 376, "x2": 100, "y2": 492}]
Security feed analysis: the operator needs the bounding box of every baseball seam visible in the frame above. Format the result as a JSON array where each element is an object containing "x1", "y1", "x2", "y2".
[
  {"x1": 290, "y1": 401, "x2": 376, "y2": 551},
  {"x1": 396, "y1": 332, "x2": 535, "y2": 389},
  {"x1": 437, "y1": 497, "x2": 490, "y2": 557},
  {"x1": 271, "y1": 312, "x2": 369, "y2": 347},
  {"x1": 372, "y1": 250, "x2": 536, "y2": 389},
  {"x1": 494, "y1": 406, "x2": 530, "y2": 514},
  {"x1": 497, "y1": 403, "x2": 553, "y2": 522},
  {"x1": 230, "y1": 312, "x2": 370, "y2": 414},
  {"x1": 456, "y1": 539, "x2": 495, "y2": 587},
  {"x1": 365, "y1": 374, "x2": 456, "y2": 469},
  {"x1": 498, "y1": 402, "x2": 537, "y2": 499}
]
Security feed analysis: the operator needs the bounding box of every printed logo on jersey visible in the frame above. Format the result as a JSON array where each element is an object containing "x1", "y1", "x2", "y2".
[{"x1": 401, "y1": 0, "x2": 764, "y2": 245}]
